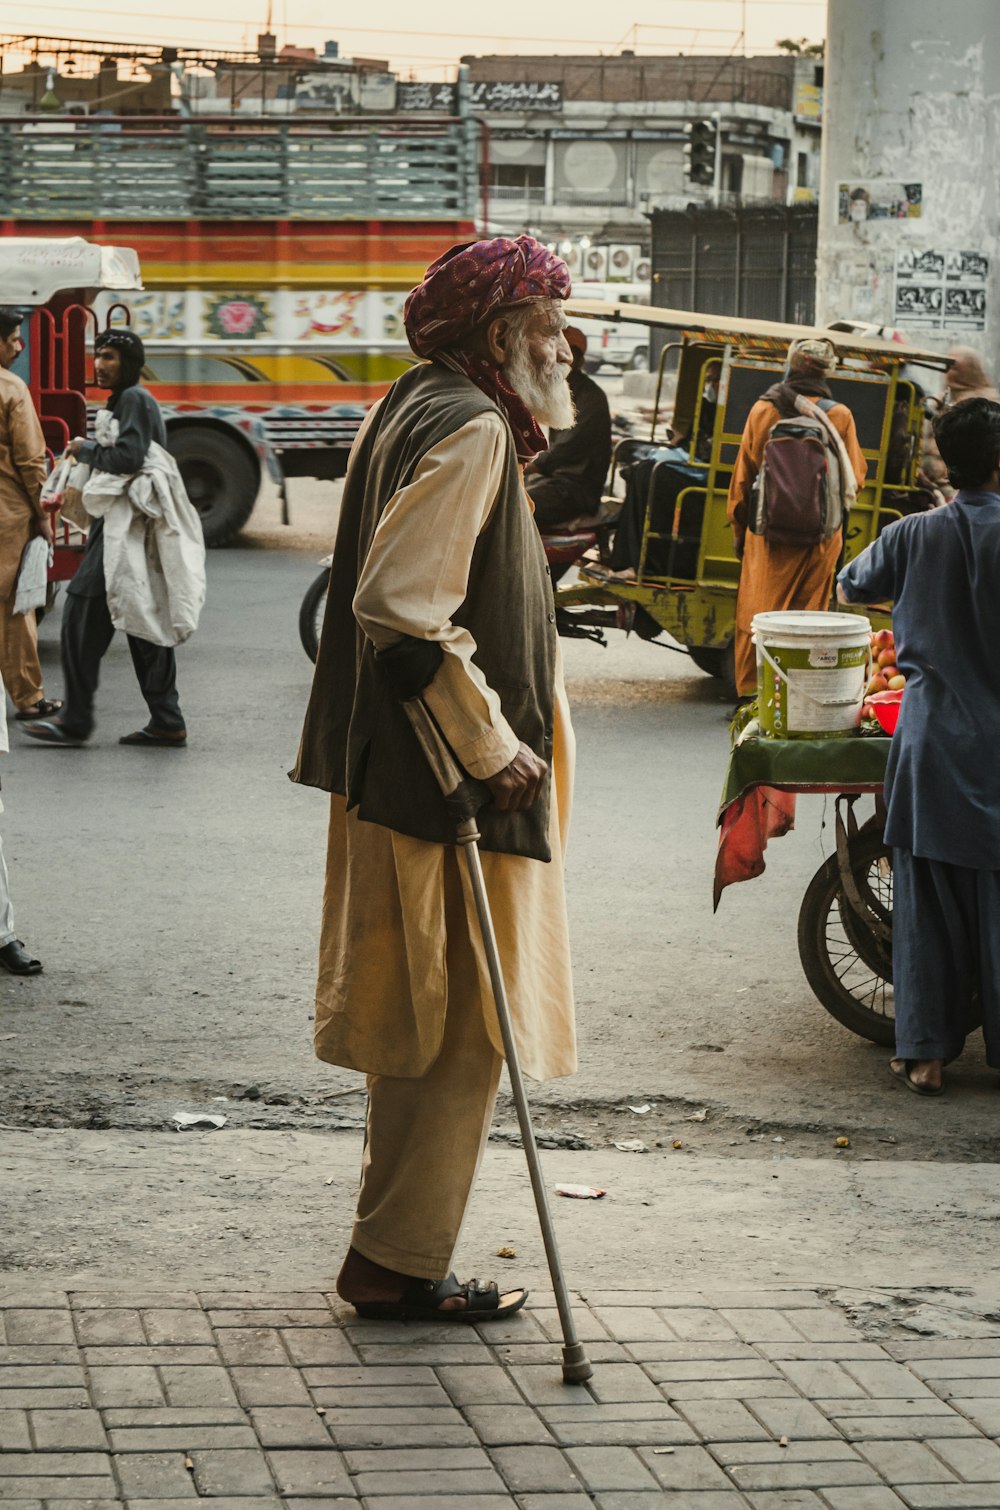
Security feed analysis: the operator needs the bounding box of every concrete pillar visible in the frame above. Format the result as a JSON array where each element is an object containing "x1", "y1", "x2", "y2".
[{"x1": 818, "y1": 0, "x2": 1000, "y2": 375}]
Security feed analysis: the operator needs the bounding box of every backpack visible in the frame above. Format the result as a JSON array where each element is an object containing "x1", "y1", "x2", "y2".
[{"x1": 748, "y1": 391, "x2": 845, "y2": 547}]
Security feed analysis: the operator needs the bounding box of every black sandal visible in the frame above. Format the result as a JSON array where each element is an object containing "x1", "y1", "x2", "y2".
[
  {"x1": 353, "y1": 1271, "x2": 528, "y2": 1323},
  {"x1": 15, "y1": 699, "x2": 63, "y2": 721},
  {"x1": 889, "y1": 1059, "x2": 944, "y2": 1097},
  {"x1": 119, "y1": 727, "x2": 187, "y2": 747},
  {"x1": 21, "y1": 719, "x2": 86, "y2": 747}
]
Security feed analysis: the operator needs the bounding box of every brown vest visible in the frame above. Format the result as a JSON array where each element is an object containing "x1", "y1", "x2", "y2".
[{"x1": 290, "y1": 363, "x2": 557, "y2": 861}]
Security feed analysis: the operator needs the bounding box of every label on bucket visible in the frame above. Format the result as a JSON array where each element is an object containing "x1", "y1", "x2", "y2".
[
  {"x1": 755, "y1": 637, "x2": 869, "y2": 739},
  {"x1": 786, "y1": 665, "x2": 866, "y2": 733}
]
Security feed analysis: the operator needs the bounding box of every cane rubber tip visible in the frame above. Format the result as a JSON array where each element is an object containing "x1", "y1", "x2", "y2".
[{"x1": 561, "y1": 1342, "x2": 593, "y2": 1383}]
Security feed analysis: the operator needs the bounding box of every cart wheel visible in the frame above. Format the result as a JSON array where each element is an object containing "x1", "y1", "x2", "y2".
[
  {"x1": 299, "y1": 567, "x2": 330, "y2": 663},
  {"x1": 797, "y1": 827, "x2": 896, "y2": 1045}
]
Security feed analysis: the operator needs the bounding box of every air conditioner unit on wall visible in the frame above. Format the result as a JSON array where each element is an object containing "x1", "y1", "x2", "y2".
[
  {"x1": 583, "y1": 246, "x2": 609, "y2": 281},
  {"x1": 607, "y1": 243, "x2": 640, "y2": 281},
  {"x1": 561, "y1": 243, "x2": 584, "y2": 277}
]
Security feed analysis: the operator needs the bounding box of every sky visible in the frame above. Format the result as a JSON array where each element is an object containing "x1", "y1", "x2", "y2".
[{"x1": 9, "y1": 0, "x2": 826, "y2": 78}]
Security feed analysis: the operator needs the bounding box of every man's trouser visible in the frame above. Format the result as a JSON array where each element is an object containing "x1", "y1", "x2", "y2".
[
  {"x1": 0, "y1": 834, "x2": 16, "y2": 948},
  {"x1": 893, "y1": 848, "x2": 1000, "y2": 1068},
  {"x1": 526, "y1": 475, "x2": 593, "y2": 532},
  {"x1": 59, "y1": 590, "x2": 185, "y2": 740},
  {"x1": 351, "y1": 907, "x2": 504, "y2": 1281},
  {"x1": 0, "y1": 591, "x2": 43, "y2": 710}
]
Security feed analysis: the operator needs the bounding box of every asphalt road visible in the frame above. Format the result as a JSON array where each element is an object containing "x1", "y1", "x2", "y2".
[{"x1": 0, "y1": 511, "x2": 994, "y2": 1170}]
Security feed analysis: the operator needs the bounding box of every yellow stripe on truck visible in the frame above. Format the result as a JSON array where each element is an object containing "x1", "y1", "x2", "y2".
[{"x1": 141, "y1": 263, "x2": 428, "y2": 290}]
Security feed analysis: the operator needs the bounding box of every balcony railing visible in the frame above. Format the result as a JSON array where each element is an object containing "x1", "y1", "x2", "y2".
[{"x1": 489, "y1": 184, "x2": 546, "y2": 204}]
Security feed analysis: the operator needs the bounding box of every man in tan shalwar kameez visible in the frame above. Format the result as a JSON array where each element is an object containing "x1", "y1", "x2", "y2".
[
  {"x1": 727, "y1": 338, "x2": 868, "y2": 698},
  {"x1": 0, "y1": 308, "x2": 59, "y2": 722},
  {"x1": 292, "y1": 237, "x2": 577, "y2": 1321}
]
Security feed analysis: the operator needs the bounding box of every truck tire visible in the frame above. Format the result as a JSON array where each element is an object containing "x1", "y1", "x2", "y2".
[{"x1": 167, "y1": 426, "x2": 260, "y2": 548}]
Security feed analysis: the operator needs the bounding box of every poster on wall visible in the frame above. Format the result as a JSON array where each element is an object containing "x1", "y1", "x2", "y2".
[
  {"x1": 895, "y1": 248, "x2": 988, "y2": 331},
  {"x1": 837, "y1": 181, "x2": 922, "y2": 222}
]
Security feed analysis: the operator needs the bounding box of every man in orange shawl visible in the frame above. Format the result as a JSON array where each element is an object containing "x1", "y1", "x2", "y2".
[{"x1": 727, "y1": 338, "x2": 867, "y2": 697}]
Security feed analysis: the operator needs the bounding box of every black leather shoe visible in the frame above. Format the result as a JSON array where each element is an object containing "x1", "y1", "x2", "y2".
[{"x1": 0, "y1": 940, "x2": 42, "y2": 976}]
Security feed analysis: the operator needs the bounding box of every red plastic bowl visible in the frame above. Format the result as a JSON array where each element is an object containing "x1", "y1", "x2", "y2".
[{"x1": 863, "y1": 688, "x2": 903, "y2": 734}]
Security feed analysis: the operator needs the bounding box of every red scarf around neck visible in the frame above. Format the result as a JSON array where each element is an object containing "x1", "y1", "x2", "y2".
[{"x1": 437, "y1": 352, "x2": 547, "y2": 464}]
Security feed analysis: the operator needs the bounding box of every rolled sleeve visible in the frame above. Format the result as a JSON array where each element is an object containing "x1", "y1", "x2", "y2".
[
  {"x1": 353, "y1": 411, "x2": 520, "y2": 781},
  {"x1": 838, "y1": 526, "x2": 898, "y2": 603}
]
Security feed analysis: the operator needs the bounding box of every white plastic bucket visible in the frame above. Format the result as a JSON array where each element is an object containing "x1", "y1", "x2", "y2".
[{"x1": 752, "y1": 610, "x2": 871, "y2": 740}]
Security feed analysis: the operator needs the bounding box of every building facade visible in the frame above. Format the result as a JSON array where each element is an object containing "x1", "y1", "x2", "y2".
[{"x1": 464, "y1": 51, "x2": 824, "y2": 279}]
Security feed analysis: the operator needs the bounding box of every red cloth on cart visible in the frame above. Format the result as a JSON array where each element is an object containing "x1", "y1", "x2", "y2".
[{"x1": 713, "y1": 785, "x2": 797, "y2": 910}]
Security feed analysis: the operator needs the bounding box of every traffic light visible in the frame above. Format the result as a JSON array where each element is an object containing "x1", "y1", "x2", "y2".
[{"x1": 684, "y1": 119, "x2": 717, "y2": 186}]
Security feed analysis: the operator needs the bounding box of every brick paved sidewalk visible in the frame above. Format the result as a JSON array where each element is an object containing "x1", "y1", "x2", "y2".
[{"x1": 2, "y1": 1286, "x2": 999, "y2": 1508}]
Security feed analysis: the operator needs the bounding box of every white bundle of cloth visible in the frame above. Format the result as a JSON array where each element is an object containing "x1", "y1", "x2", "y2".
[
  {"x1": 82, "y1": 411, "x2": 207, "y2": 648},
  {"x1": 14, "y1": 537, "x2": 51, "y2": 617}
]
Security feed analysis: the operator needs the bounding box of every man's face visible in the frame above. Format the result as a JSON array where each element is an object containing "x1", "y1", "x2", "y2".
[
  {"x1": 703, "y1": 359, "x2": 722, "y2": 402},
  {"x1": 502, "y1": 303, "x2": 575, "y2": 429},
  {"x1": 0, "y1": 324, "x2": 23, "y2": 371},
  {"x1": 521, "y1": 303, "x2": 573, "y2": 382},
  {"x1": 94, "y1": 346, "x2": 123, "y2": 389}
]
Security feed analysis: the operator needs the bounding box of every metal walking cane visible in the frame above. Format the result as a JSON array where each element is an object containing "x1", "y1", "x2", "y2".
[{"x1": 402, "y1": 695, "x2": 593, "y2": 1385}]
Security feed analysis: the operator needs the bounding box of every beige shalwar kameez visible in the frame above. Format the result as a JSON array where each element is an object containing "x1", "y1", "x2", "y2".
[
  {"x1": 0, "y1": 368, "x2": 47, "y2": 710},
  {"x1": 316, "y1": 408, "x2": 576, "y2": 1279}
]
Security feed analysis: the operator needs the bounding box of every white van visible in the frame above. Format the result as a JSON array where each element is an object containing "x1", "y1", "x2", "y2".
[{"x1": 569, "y1": 282, "x2": 652, "y2": 373}]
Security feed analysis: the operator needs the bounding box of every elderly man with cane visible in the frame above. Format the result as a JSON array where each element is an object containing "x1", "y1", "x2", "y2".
[{"x1": 293, "y1": 237, "x2": 585, "y2": 1345}]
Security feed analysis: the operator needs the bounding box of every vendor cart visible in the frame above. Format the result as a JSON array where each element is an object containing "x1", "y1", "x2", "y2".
[
  {"x1": 715, "y1": 730, "x2": 983, "y2": 1044},
  {"x1": 715, "y1": 731, "x2": 950, "y2": 1046}
]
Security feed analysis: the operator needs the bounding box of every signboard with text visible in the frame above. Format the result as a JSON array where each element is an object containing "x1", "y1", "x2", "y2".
[{"x1": 468, "y1": 81, "x2": 563, "y2": 112}]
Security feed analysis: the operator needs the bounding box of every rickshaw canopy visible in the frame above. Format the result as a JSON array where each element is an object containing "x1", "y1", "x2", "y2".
[
  {"x1": 0, "y1": 237, "x2": 143, "y2": 305},
  {"x1": 565, "y1": 298, "x2": 949, "y2": 369}
]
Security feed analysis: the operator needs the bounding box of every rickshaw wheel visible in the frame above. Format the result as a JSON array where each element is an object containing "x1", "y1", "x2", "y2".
[
  {"x1": 688, "y1": 645, "x2": 724, "y2": 678},
  {"x1": 797, "y1": 828, "x2": 896, "y2": 1045},
  {"x1": 688, "y1": 640, "x2": 737, "y2": 700}
]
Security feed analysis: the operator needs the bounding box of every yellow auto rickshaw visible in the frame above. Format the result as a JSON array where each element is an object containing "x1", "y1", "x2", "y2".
[{"x1": 558, "y1": 300, "x2": 950, "y2": 693}]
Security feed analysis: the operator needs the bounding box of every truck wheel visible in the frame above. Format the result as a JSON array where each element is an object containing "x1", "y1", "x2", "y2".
[
  {"x1": 168, "y1": 427, "x2": 260, "y2": 548},
  {"x1": 299, "y1": 568, "x2": 330, "y2": 663},
  {"x1": 630, "y1": 345, "x2": 649, "y2": 371}
]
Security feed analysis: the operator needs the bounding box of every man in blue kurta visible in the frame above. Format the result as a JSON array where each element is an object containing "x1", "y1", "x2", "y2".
[{"x1": 838, "y1": 397, "x2": 1000, "y2": 1095}]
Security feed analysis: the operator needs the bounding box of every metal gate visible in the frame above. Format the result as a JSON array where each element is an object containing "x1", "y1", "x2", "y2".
[{"x1": 650, "y1": 205, "x2": 817, "y2": 325}]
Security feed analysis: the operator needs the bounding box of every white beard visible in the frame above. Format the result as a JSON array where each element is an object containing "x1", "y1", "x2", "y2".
[{"x1": 505, "y1": 344, "x2": 576, "y2": 430}]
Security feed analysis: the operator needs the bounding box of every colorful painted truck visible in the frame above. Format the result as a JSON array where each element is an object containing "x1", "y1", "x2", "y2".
[{"x1": 1, "y1": 113, "x2": 480, "y2": 542}]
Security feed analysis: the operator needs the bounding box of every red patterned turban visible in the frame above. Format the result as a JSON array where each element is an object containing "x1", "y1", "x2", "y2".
[{"x1": 404, "y1": 236, "x2": 571, "y2": 358}]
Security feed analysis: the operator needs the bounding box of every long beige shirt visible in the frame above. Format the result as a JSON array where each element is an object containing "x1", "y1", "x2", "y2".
[
  {"x1": 0, "y1": 369, "x2": 46, "y2": 602},
  {"x1": 316, "y1": 408, "x2": 577, "y2": 1083}
]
